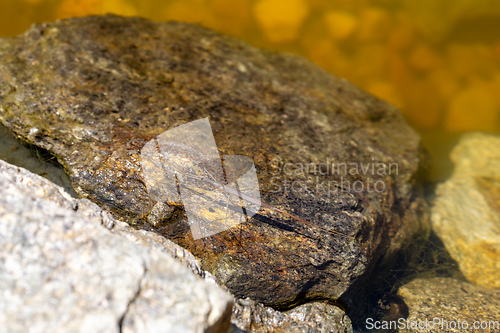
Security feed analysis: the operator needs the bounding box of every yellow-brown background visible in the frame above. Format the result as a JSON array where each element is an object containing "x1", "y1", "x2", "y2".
[{"x1": 1, "y1": 0, "x2": 499, "y2": 180}]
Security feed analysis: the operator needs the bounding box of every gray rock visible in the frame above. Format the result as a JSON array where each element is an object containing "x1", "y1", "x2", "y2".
[
  {"x1": 0, "y1": 159, "x2": 233, "y2": 333},
  {"x1": 0, "y1": 15, "x2": 428, "y2": 309},
  {"x1": 74, "y1": 197, "x2": 213, "y2": 281},
  {"x1": 431, "y1": 132, "x2": 500, "y2": 289},
  {"x1": 232, "y1": 298, "x2": 352, "y2": 333},
  {"x1": 397, "y1": 277, "x2": 500, "y2": 333}
]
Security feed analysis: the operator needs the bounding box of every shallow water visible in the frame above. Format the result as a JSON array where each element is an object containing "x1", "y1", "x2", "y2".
[
  {"x1": 0, "y1": 124, "x2": 76, "y2": 197},
  {"x1": 1, "y1": 0, "x2": 499, "y2": 181}
]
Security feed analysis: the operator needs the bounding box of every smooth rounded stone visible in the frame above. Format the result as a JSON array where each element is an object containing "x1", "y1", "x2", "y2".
[
  {"x1": 0, "y1": 159, "x2": 233, "y2": 333},
  {"x1": 232, "y1": 298, "x2": 352, "y2": 333},
  {"x1": 253, "y1": 0, "x2": 309, "y2": 43},
  {"x1": 323, "y1": 11, "x2": 358, "y2": 41},
  {"x1": 397, "y1": 277, "x2": 500, "y2": 333},
  {"x1": 0, "y1": 15, "x2": 428, "y2": 309},
  {"x1": 431, "y1": 132, "x2": 500, "y2": 289},
  {"x1": 444, "y1": 86, "x2": 498, "y2": 132}
]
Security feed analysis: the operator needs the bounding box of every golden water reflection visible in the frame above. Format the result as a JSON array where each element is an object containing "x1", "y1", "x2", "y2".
[{"x1": 1, "y1": 0, "x2": 499, "y2": 181}]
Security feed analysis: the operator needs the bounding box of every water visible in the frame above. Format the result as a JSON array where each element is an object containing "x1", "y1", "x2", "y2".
[
  {"x1": 0, "y1": 123, "x2": 77, "y2": 197},
  {"x1": 1, "y1": 0, "x2": 499, "y2": 181}
]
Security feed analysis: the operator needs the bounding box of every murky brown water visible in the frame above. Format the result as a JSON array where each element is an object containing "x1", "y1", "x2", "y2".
[{"x1": 1, "y1": 0, "x2": 499, "y2": 182}]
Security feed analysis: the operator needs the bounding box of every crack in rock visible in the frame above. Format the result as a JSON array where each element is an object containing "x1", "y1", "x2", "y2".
[{"x1": 118, "y1": 264, "x2": 148, "y2": 333}]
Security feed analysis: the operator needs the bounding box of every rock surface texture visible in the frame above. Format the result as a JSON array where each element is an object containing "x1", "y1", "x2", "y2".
[
  {"x1": 0, "y1": 15, "x2": 427, "y2": 309},
  {"x1": 232, "y1": 299, "x2": 352, "y2": 333},
  {"x1": 0, "y1": 159, "x2": 233, "y2": 333},
  {"x1": 431, "y1": 132, "x2": 500, "y2": 289},
  {"x1": 397, "y1": 277, "x2": 500, "y2": 333}
]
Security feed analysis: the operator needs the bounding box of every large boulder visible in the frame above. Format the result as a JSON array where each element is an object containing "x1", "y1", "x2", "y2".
[{"x1": 0, "y1": 15, "x2": 428, "y2": 309}]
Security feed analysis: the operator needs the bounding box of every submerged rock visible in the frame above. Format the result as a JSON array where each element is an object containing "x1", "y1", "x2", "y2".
[
  {"x1": 0, "y1": 159, "x2": 233, "y2": 333},
  {"x1": 397, "y1": 277, "x2": 500, "y2": 333},
  {"x1": 0, "y1": 15, "x2": 427, "y2": 309},
  {"x1": 431, "y1": 132, "x2": 500, "y2": 289}
]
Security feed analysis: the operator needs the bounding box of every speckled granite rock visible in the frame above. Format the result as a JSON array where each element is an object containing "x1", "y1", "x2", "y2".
[
  {"x1": 431, "y1": 132, "x2": 500, "y2": 289},
  {"x1": 0, "y1": 159, "x2": 233, "y2": 333},
  {"x1": 397, "y1": 277, "x2": 500, "y2": 333},
  {"x1": 0, "y1": 15, "x2": 428, "y2": 310},
  {"x1": 232, "y1": 298, "x2": 352, "y2": 333}
]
